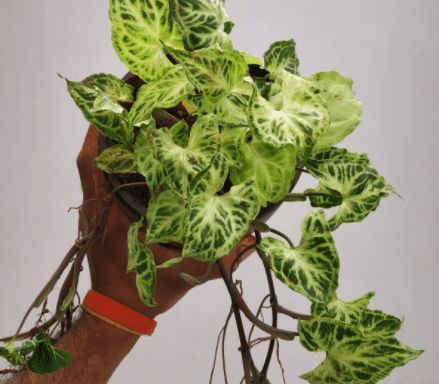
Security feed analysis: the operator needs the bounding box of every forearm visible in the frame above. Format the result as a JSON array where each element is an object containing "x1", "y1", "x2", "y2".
[{"x1": 9, "y1": 309, "x2": 140, "y2": 384}]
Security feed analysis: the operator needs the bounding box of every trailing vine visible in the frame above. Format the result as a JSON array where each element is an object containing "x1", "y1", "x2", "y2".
[{"x1": 0, "y1": 0, "x2": 423, "y2": 382}]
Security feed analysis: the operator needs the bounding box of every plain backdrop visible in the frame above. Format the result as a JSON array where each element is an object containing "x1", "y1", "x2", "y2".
[{"x1": 1, "y1": 1, "x2": 438, "y2": 383}]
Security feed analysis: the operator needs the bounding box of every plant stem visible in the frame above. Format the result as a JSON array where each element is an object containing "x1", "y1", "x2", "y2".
[
  {"x1": 275, "y1": 304, "x2": 313, "y2": 320},
  {"x1": 217, "y1": 259, "x2": 255, "y2": 384},
  {"x1": 268, "y1": 228, "x2": 294, "y2": 248}
]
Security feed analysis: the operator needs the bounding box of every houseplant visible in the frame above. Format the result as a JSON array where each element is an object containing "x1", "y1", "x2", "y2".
[{"x1": 0, "y1": 0, "x2": 423, "y2": 382}]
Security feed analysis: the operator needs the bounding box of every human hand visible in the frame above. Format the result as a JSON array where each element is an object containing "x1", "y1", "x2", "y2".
[{"x1": 76, "y1": 125, "x2": 256, "y2": 320}]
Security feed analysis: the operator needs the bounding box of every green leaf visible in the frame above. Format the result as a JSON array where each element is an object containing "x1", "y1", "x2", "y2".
[
  {"x1": 127, "y1": 217, "x2": 158, "y2": 307},
  {"x1": 93, "y1": 144, "x2": 138, "y2": 174},
  {"x1": 66, "y1": 73, "x2": 134, "y2": 143},
  {"x1": 306, "y1": 184, "x2": 343, "y2": 208},
  {"x1": 360, "y1": 309, "x2": 403, "y2": 338},
  {"x1": 258, "y1": 210, "x2": 340, "y2": 304},
  {"x1": 248, "y1": 73, "x2": 329, "y2": 159},
  {"x1": 302, "y1": 71, "x2": 363, "y2": 154},
  {"x1": 19, "y1": 340, "x2": 39, "y2": 356},
  {"x1": 311, "y1": 291, "x2": 376, "y2": 327},
  {"x1": 150, "y1": 114, "x2": 220, "y2": 198},
  {"x1": 220, "y1": 126, "x2": 250, "y2": 167},
  {"x1": 0, "y1": 341, "x2": 27, "y2": 366},
  {"x1": 164, "y1": 44, "x2": 248, "y2": 102},
  {"x1": 134, "y1": 121, "x2": 165, "y2": 194},
  {"x1": 230, "y1": 136, "x2": 297, "y2": 207},
  {"x1": 169, "y1": 0, "x2": 233, "y2": 51},
  {"x1": 183, "y1": 152, "x2": 260, "y2": 263},
  {"x1": 188, "y1": 77, "x2": 252, "y2": 128},
  {"x1": 109, "y1": 0, "x2": 184, "y2": 82},
  {"x1": 27, "y1": 331, "x2": 73, "y2": 374},
  {"x1": 298, "y1": 318, "x2": 423, "y2": 384},
  {"x1": 305, "y1": 148, "x2": 399, "y2": 231},
  {"x1": 263, "y1": 39, "x2": 300, "y2": 79},
  {"x1": 240, "y1": 52, "x2": 263, "y2": 66},
  {"x1": 169, "y1": 120, "x2": 190, "y2": 147},
  {"x1": 129, "y1": 65, "x2": 195, "y2": 127},
  {"x1": 146, "y1": 187, "x2": 188, "y2": 244}
]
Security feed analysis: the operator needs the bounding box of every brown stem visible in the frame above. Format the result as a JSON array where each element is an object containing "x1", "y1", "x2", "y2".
[
  {"x1": 295, "y1": 167, "x2": 309, "y2": 174},
  {"x1": 230, "y1": 243, "x2": 257, "y2": 280},
  {"x1": 275, "y1": 304, "x2": 312, "y2": 320},
  {"x1": 152, "y1": 108, "x2": 180, "y2": 127},
  {"x1": 111, "y1": 182, "x2": 148, "y2": 197}
]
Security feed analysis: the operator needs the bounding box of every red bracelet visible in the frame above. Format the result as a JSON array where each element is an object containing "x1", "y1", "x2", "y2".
[{"x1": 82, "y1": 290, "x2": 157, "y2": 336}]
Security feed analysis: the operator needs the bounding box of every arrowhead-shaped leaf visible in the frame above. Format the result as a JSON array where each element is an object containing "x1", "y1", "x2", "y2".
[
  {"x1": 311, "y1": 291, "x2": 376, "y2": 326},
  {"x1": 188, "y1": 77, "x2": 252, "y2": 128},
  {"x1": 66, "y1": 73, "x2": 134, "y2": 143},
  {"x1": 169, "y1": 0, "x2": 233, "y2": 51},
  {"x1": 169, "y1": 120, "x2": 190, "y2": 148},
  {"x1": 302, "y1": 71, "x2": 363, "y2": 154},
  {"x1": 183, "y1": 152, "x2": 260, "y2": 263},
  {"x1": 109, "y1": 0, "x2": 184, "y2": 82},
  {"x1": 263, "y1": 39, "x2": 300, "y2": 79},
  {"x1": 220, "y1": 126, "x2": 250, "y2": 167},
  {"x1": 146, "y1": 188, "x2": 188, "y2": 244},
  {"x1": 298, "y1": 318, "x2": 423, "y2": 384},
  {"x1": 305, "y1": 148, "x2": 399, "y2": 231},
  {"x1": 93, "y1": 144, "x2": 138, "y2": 174},
  {"x1": 248, "y1": 73, "x2": 329, "y2": 159},
  {"x1": 150, "y1": 114, "x2": 220, "y2": 198},
  {"x1": 230, "y1": 136, "x2": 297, "y2": 207},
  {"x1": 127, "y1": 217, "x2": 158, "y2": 307},
  {"x1": 129, "y1": 65, "x2": 195, "y2": 127},
  {"x1": 27, "y1": 330, "x2": 73, "y2": 374},
  {"x1": 165, "y1": 44, "x2": 248, "y2": 103},
  {"x1": 258, "y1": 210, "x2": 340, "y2": 304},
  {"x1": 134, "y1": 121, "x2": 165, "y2": 194}
]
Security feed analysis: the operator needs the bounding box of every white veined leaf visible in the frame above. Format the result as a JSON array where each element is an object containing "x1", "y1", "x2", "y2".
[
  {"x1": 229, "y1": 135, "x2": 297, "y2": 207},
  {"x1": 150, "y1": 114, "x2": 220, "y2": 199},
  {"x1": 220, "y1": 126, "x2": 250, "y2": 168},
  {"x1": 258, "y1": 210, "x2": 340, "y2": 304},
  {"x1": 127, "y1": 217, "x2": 158, "y2": 307},
  {"x1": 298, "y1": 318, "x2": 423, "y2": 384},
  {"x1": 305, "y1": 147, "x2": 400, "y2": 231},
  {"x1": 263, "y1": 39, "x2": 300, "y2": 79},
  {"x1": 146, "y1": 187, "x2": 188, "y2": 244},
  {"x1": 248, "y1": 73, "x2": 329, "y2": 159},
  {"x1": 93, "y1": 144, "x2": 138, "y2": 174},
  {"x1": 302, "y1": 71, "x2": 363, "y2": 154},
  {"x1": 164, "y1": 43, "x2": 249, "y2": 103},
  {"x1": 66, "y1": 73, "x2": 134, "y2": 143},
  {"x1": 134, "y1": 121, "x2": 165, "y2": 194},
  {"x1": 129, "y1": 65, "x2": 195, "y2": 127},
  {"x1": 109, "y1": 0, "x2": 184, "y2": 82},
  {"x1": 183, "y1": 152, "x2": 260, "y2": 263},
  {"x1": 169, "y1": 0, "x2": 233, "y2": 51}
]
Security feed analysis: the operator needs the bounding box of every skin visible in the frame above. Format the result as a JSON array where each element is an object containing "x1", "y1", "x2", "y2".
[{"x1": 9, "y1": 125, "x2": 256, "y2": 383}]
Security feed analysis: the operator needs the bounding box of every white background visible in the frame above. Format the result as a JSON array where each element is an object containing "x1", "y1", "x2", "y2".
[{"x1": 1, "y1": 1, "x2": 438, "y2": 383}]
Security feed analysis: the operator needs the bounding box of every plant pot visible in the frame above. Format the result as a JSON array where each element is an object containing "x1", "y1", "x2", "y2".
[{"x1": 97, "y1": 71, "x2": 303, "y2": 248}]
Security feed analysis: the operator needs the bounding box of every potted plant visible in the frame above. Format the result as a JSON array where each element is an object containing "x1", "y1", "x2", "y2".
[{"x1": 0, "y1": 0, "x2": 423, "y2": 382}]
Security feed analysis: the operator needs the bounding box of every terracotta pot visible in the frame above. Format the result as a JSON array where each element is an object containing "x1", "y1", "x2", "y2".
[{"x1": 97, "y1": 69, "x2": 303, "y2": 248}]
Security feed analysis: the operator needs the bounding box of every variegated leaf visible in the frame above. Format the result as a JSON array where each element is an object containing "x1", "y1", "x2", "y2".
[
  {"x1": 298, "y1": 318, "x2": 422, "y2": 384},
  {"x1": 302, "y1": 71, "x2": 363, "y2": 154},
  {"x1": 127, "y1": 217, "x2": 158, "y2": 307},
  {"x1": 66, "y1": 73, "x2": 134, "y2": 143},
  {"x1": 93, "y1": 144, "x2": 138, "y2": 174},
  {"x1": 311, "y1": 147, "x2": 370, "y2": 164},
  {"x1": 169, "y1": 120, "x2": 189, "y2": 147},
  {"x1": 187, "y1": 77, "x2": 252, "y2": 128},
  {"x1": 239, "y1": 51, "x2": 263, "y2": 66},
  {"x1": 263, "y1": 39, "x2": 300, "y2": 79},
  {"x1": 306, "y1": 183, "x2": 343, "y2": 208},
  {"x1": 230, "y1": 136, "x2": 297, "y2": 207},
  {"x1": 183, "y1": 152, "x2": 260, "y2": 263},
  {"x1": 146, "y1": 188, "x2": 188, "y2": 244},
  {"x1": 109, "y1": 0, "x2": 184, "y2": 82},
  {"x1": 134, "y1": 121, "x2": 165, "y2": 194},
  {"x1": 164, "y1": 44, "x2": 248, "y2": 102},
  {"x1": 305, "y1": 148, "x2": 399, "y2": 231},
  {"x1": 129, "y1": 65, "x2": 194, "y2": 126},
  {"x1": 248, "y1": 73, "x2": 329, "y2": 159},
  {"x1": 220, "y1": 126, "x2": 249, "y2": 167},
  {"x1": 311, "y1": 291, "x2": 376, "y2": 327},
  {"x1": 151, "y1": 114, "x2": 220, "y2": 198},
  {"x1": 360, "y1": 309, "x2": 403, "y2": 338},
  {"x1": 169, "y1": 0, "x2": 233, "y2": 51},
  {"x1": 258, "y1": 210, "x2": 340, "y2": 304}
]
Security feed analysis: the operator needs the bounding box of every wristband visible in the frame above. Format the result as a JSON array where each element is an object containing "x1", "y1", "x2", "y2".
[{"x1": 82, "y1": 289, "x2": 157, "y2": 336}]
